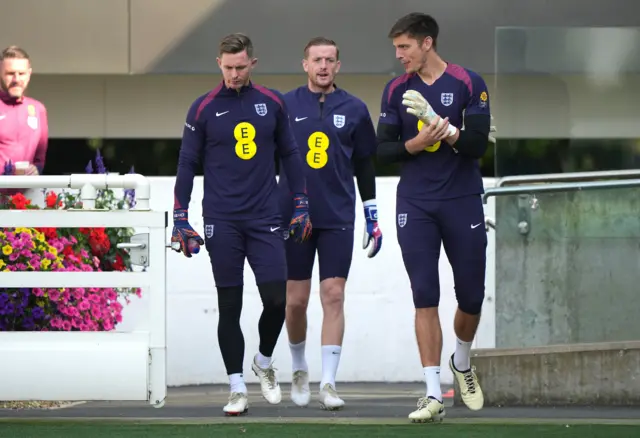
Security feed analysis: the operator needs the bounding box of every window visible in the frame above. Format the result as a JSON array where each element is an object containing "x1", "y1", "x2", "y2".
[
  {"x1": 43, "y1": 139, "x2": 184, "y2": 176},
  {"x1": 45, "y1": 137, "x2": 639, "y2": 179},
  {"x1": 495, "y1": 138, "x2": 640, "y2": 177}
]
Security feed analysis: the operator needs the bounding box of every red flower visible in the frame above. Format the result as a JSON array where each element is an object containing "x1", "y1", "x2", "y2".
[
  {"x1": 38, "y1": 227, "x2": 58, "y2": 240},
  {"x1": 112, "y1": 254, "x2": 125, "y2": 271},
  {"x1": 88, "y1": 228, "x2": 111, "y2": 256},
  {"x1": 45, "y1": 191, "x2": 58, "y2": 208},
  {"x1": 10, "y1": 193, "x2": 31, "y2": 210}
]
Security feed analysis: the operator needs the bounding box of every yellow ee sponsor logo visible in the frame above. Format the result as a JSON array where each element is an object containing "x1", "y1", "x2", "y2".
[
  {"x1": 234, "y1": 122, "x2": 257, "y2": 160},
  {"x1": 417, "y1": 120, "x2": 440, "y2": 152},
  {"x1": 306, "y1": 131, "x2": 329, "y2": 169},
  {"x1": 480, "y1": 91, "x2": 488, "y2": 102}
]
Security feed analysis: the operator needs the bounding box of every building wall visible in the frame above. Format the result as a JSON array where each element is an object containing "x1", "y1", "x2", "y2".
[
  {"x1": 26, "y1": 73, "x2": 640, "y2": 139},
  {"x1": 3, "y1": 0, "x2": 639, "y2": 75}
]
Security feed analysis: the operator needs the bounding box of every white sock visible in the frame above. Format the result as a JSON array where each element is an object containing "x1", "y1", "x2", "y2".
[
  {"x1": 453, "y1": 337, "x2": 473, "y2": 371},
  {"x1": 290, "y1": 341, "x2": 308, "y2": 372},
  {"x1": 229, "y1": 373, "x2": 247, "y2": 394},
  {"x1": 320, "y1": 345, "x2": 341, "y2": 389},
  {"x1": 423, "y1": 366, "x2": 442, "y2": 401},
  {"x1": 255, "y1": 352, "x2": 272, "y2": 369}
]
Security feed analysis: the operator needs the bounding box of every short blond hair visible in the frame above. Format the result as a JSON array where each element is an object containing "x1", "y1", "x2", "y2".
[
  {"x1": 304, "y1": 37, "x2": 339, "y2": 60},
  {"x1": 1, "y1": 45, "x2": 30, "y2": 62}
]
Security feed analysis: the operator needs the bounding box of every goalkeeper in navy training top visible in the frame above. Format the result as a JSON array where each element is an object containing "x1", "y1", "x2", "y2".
[
  {"x1": 376, "y1": 12, "x2": 495, "y2": 424},
  {"x1": 171, "y1": 33, "x2": 311, "y2": 417},
  {"x1": 277, "y1": 36, "x2": 382, "y2": 411}
]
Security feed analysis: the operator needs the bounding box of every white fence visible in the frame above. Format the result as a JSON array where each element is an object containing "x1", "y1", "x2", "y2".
[
  {"x1": 0, "y1": 175, "x2": 498, "y2": 398},
  {"x1": 0, "y1": 175, "x2": 167, "y2": 406}
]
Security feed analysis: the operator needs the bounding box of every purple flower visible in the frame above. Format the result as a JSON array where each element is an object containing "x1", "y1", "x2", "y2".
[
  {"x1": 3, "y1": 160, "x2": 14, "y2": 175},
  {"x1": 22, "y1": 316, "x2": 35, "y2": 330},
  {"x1": 123, "y1": 166, "x2": 137, "y2": 208},
  {"x1": 95, "y1": 150, "x2": 106, "y2": 174},
  {"x1": 31, "y1": 307, "x2": 45, "y2": 320},
  {"x1": 85, "y1": 160, "x2": 94, "y2": 174}
]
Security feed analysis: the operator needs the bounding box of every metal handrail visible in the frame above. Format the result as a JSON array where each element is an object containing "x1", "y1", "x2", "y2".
[
  {"x1": 483, "y1": 178, "x2": 640, "y2": 204},
  {"x1": 496, "y1": 169, "x2": 640, "y2": 187}
]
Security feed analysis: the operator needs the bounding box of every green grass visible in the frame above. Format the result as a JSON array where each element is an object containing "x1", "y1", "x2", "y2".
[{"x1": 0, "y1": 423, "x2": 637, "y2": 438}]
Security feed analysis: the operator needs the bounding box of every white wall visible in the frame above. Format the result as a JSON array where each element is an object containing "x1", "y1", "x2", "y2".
[{"x1": 108, "y1": 176, "x2": 497, "y2": 387}]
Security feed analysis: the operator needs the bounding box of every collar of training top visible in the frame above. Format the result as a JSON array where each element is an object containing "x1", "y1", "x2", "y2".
[
  {"x1": 304, "y1": 83, "x2": 339, "y2": 99},
  {"x1": 219, "y1": 80, "x2": 255, "y2": 95}
]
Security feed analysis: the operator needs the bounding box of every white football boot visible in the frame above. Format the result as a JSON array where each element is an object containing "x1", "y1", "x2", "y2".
[
  {"x1": 290, "y1": 370, "x2": 311, "y2": 407},
  {"x1": 251, "y1": 355, "x2": 282, "y2": 404},
  {"x1": 223, "y1": 392, "x2": 248, "y2": 416},
  {"x1": 319, "y1": 383, "x2": 345, "y2": 411},
  {"x1": 449, "y1": 354, "x2": 484, "y2": 410},
  {"x1": 408, "y1": 396, "x2": 445, "y2": 423}
]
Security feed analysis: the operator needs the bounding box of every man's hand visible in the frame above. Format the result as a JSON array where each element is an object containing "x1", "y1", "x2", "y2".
[
  {"x1": 402, "y1": 90, "x2": 435, "y2": 124},
  {"x1": 171, "y1": 209, "x2": 204, "y2": 258},
  {"x1": 25, "y1": 164, "x2": 39, "y2": 175},
  {"x1": 362, "y1": 200, "x2": 382, "y2": 258},
  {"x1": 405, "y1": 116, "x2": 452, "y2": 155},
  {"x1": 289, "y1": 193, "x2": 312, "y2": 243},
  {"x1": 402, "y1": 90, "x2": 457, "y2": 137}
]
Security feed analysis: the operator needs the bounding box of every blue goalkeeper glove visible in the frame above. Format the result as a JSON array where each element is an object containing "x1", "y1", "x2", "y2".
[
  {"x1": 362, "y1": 200, "x2": 382, "y2": 258},
  {"x1": 171, "y1": 209, "x2": 204, "y2": 258},
  {"x1": 288, "y1": 193, "x2": 312, "y2": 243}
]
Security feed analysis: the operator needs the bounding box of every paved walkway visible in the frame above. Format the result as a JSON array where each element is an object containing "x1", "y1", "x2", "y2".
[{"x1": 1, "y1": 384, "x2": 639, "y2": 425}]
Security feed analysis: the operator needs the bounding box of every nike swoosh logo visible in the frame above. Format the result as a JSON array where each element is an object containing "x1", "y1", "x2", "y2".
[
  {"x1": 216, "y1": 111, "x2": 229, "y2": 117},
  {"x1": 270, "y1": 226, "x2": 280, "y2": 232},
  {"x1": 471, "y1": 223, "x2": 482, "y2": 229},
  {"x1": 295, "y1": 117, "x2": 307, "y2": 122}
]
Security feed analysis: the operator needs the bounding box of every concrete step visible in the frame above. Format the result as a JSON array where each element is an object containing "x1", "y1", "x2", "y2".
[{"x1": 453, "y1": 341, "x2": 640, "y2": 407}]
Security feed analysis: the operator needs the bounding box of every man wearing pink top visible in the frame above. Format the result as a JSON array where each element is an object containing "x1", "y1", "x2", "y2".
[{"x1": 0, "y1": 45, "x2": 48, "y2": 175}]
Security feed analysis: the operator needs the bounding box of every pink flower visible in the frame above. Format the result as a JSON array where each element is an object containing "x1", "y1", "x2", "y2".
[
  {"x1": 110, "y1": 301, "x2": 123, "y2": 313},
  {"x1": 61, "y1": 321, "x2": 72, "y2": 331},
  {"x1": 48, "y1": 290, "x2": 60, "y2": 301},
  {"x1": 91, "y1": 305, "x2": 102, "y2": 319}
]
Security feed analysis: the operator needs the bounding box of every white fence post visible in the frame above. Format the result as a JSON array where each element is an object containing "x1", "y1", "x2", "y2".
[{"x1": 0, "y1": 174, "x2": 167, "y2": 407}]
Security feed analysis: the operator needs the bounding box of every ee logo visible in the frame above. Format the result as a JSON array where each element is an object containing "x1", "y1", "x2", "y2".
[
  {"x1": 306, "y1": 132, "x2": 329, "y2": 169},
  {"x1": 417, "y1": 120, "x2": 440, "y2": 152},
  {"x1": 234, "y1": 122, "x2": 257, "y2": 160}
]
